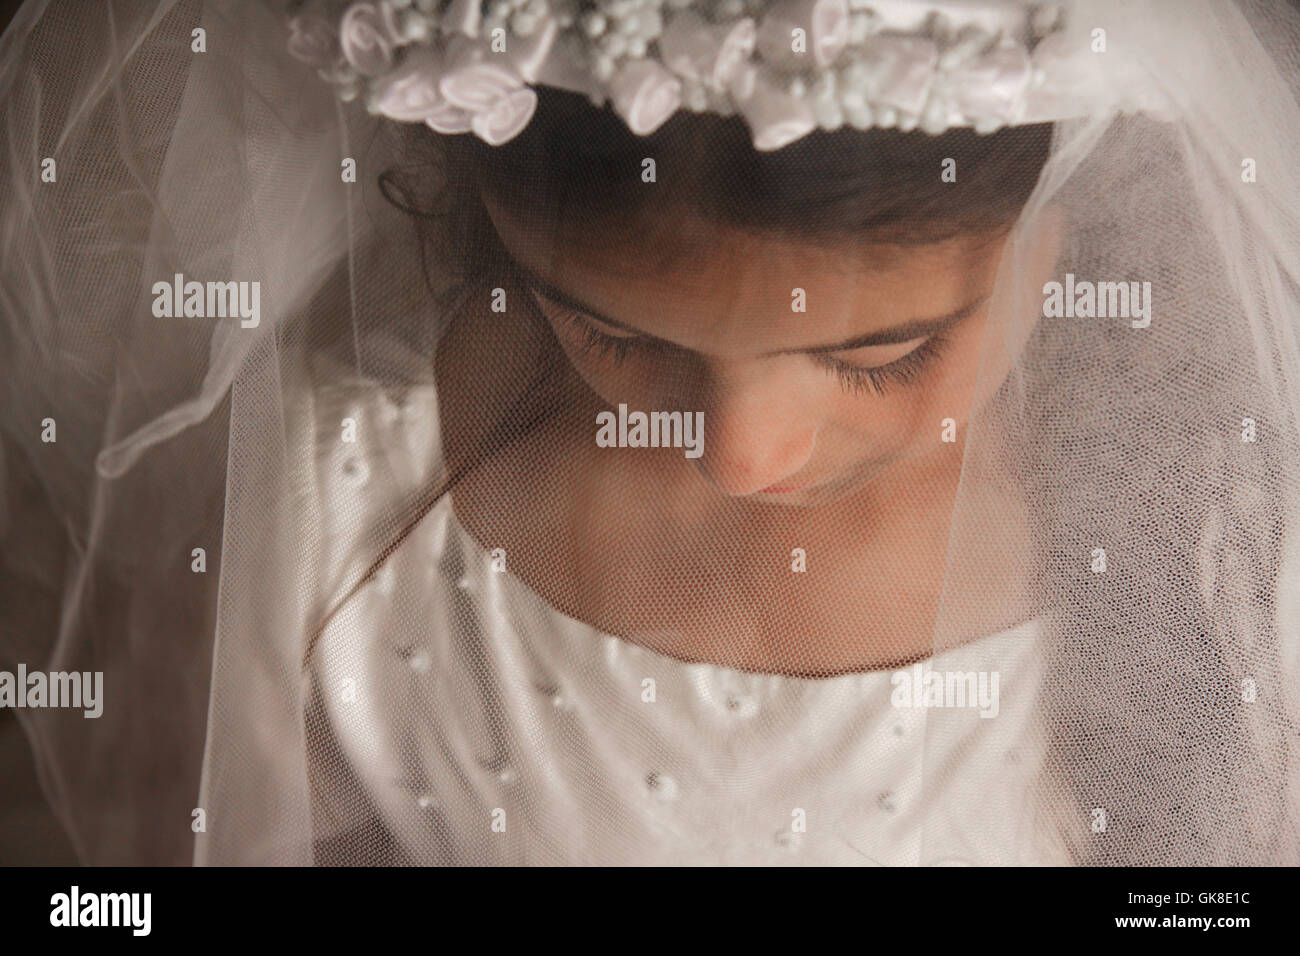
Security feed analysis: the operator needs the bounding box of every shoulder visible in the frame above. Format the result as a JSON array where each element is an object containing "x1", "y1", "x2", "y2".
[{"x1": 299, "y1": 337, "x2": 444, "y2": 589}]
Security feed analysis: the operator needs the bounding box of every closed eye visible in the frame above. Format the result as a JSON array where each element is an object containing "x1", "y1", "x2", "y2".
[{"x1": 527, "y1": 284, "x2": 951, "y2": 397}]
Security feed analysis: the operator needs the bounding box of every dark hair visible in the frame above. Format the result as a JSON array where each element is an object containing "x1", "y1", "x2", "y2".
[
  {"x1": 370, "y1": 84, "x2": 1053, "y2": 323},
  {"x1": 450, "y1": 85, "x2": 1052, "y2": 263}
]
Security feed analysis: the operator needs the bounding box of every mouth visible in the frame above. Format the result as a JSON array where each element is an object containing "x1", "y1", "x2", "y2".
[{"x1": 756, "y1": 482, "x2": 814, "y2": 495}]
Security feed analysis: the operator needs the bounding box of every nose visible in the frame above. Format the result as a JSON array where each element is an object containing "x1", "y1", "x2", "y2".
[{"x1": 690, "y1": 366, "x2": 818, "y2": 496}]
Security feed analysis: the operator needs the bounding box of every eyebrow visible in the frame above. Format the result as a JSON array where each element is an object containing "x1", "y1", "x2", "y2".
[{"x1": 515, "y1": 260, "x2": 988, "y2": 355}]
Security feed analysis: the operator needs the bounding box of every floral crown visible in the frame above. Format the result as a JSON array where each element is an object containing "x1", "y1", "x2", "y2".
[{"x1": 286, "y1": 0, "x2": 1154, "y2": 151}]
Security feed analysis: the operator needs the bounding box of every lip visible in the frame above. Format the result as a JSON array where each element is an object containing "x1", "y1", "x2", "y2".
[{"x1": 758, "y1": 483, "x2": 812, "y2": 494}]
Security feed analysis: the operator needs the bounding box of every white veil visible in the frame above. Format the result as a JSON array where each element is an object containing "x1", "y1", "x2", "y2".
[{"x1": 2, "y1": 0, "x2": 1299, "y2": 865}]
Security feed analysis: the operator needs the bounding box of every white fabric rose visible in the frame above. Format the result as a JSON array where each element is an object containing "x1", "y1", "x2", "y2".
[
  {"x1": 441, "y1": 0, "x2": 484, "y2": 39},
  {"x1": 756, "y1": 0, "x2": 850, "y2": 70},
  {"x1": 508, "y1": 14, "x2": 560, "y2": 84},
  {"x1": 728, "y1": 64, "x2": 817, "y2": 151},
  {"x1": 470, "y1": 88, "x2": 539, "y2": 144},
  {"x1": 339, "y1": 3, "x2": 394, "y2": 77},
  {"x1": 533, "y1": 32, "x2": 607, "y2": 104},
  {"x1": 436, "y1": 39, "x2": 537, "y2": 143},
  {"x1": 286, "y1": 16, "x2": 339, "y2": 68},
  {"x1": 440, "y1": 47, "x2": 527, "y2": 113},
  {"x1": 1022, "y1": 30, "x2": 1116, "y2": 124},
  {"x1": 848, "y1": 35, "x2": 937, "y2": 115},
  {"x1": 372, "y1": 50, "x2": 447, "y2": 122},
  {"x1": 609, "y1": 59, "x2": 682, "y2": 136},
  {"x1": 424, "y1": 102, "x2": 475, "y2": 135},
  {"x1": 658, "y1": 10, "x2": 756, "y2": 92},
  {"x1": 946, "y1": 44, "x2": 1032, "y2": 126}
]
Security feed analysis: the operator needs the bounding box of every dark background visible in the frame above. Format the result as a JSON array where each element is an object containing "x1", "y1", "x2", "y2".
[{"x1": 0, "y1": 0, "x2": 79, "y2": 867}]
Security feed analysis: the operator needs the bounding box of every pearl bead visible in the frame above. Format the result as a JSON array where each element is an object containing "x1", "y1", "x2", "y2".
[
  {"x1": 774, "y1": 829, "x2": 803, "y2": 851},
  {"x1": 724, "y1": 693, "x2": 758, "y2": 718},
  {"x1": 645, "y1": 770, "x2": 678, "y2": 801},
  {"x1": 340, "y1": 456, "x2": 370, "y2": 485},
  {"x1": 401, "y1": 13, "x2": 431, "y2": 42}
]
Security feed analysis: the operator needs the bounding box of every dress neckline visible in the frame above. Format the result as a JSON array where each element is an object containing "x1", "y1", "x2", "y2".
[{"x1": 438, "y1": 492, "x2": 1041, "y2": 686}]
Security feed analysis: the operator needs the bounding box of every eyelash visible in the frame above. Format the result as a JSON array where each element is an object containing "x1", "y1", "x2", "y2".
[
  {"x1": 810, "y1": 334, "x2": 952, "y2": 396},
  {"x1": 547, "y1": 300, "x2": 949, "y2": 397}
]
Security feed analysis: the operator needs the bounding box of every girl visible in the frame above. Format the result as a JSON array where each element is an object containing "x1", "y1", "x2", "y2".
[{"x1": 2, "y1": 0, "x2": 1298, "y2": 866}]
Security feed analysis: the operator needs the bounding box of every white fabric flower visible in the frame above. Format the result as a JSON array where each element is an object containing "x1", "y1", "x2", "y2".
[
  {"x1": 533, "y1": 32, "x2": 607, "y2": 103},
  {"x1": 728, "y1": 64, "x2": 817, "y2": 151},
  {"x1": 470, "y1": 87, "x2": 539, "y2": 144},
  {"x1": 946, "y1": 44, "x2": 1032, "y2": 126},
  {"x1": 508, "y1": 14, "x2": 560, "y2": 83},
  {"x1": 1022, "y1": 30, "x2": 1117, "y2": 123},
  {"x1": 286, "y1": 16, "x2": 339, "y2": 68},
  {"x1": 658, "y1": 10, "x2": 756, "y2": 92},
  {"x1": 441, "y1": 0, "x2": 484, "y2": 38},
  {"x1": 372, "y1": 50, "x2": 447, "y2": 122},
  {"x1": 424, "y1": 102, "x2": 475, "y2": 135},
  {"x1": 340, "y1": 3, "x2": 395, "y2": 77},
  {"x1": 440, "y1": 50, "x2": 527, "y2": 113},
  {"x1": 609, "y1": 59, "x2": 682, "y2": 135},
  {"x1": 756, "y1": 0, "x2": 850, "y2": 70},
  {"x1": 848, "y1": 35, "x2": 937, "y2": 115},
  {"x1": 434, "y1": 39, "x2": 538, "y2": 143}
]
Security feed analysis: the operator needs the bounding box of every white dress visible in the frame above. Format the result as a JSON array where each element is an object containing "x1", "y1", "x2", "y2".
[{"x1": 304, "y1": 357, "x2": 1073, "y2": 865}]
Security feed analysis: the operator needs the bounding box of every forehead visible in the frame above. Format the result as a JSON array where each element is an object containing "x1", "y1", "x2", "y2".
[{"x1": 484, "y1": 194, "x2": 1007, "y2": 354}]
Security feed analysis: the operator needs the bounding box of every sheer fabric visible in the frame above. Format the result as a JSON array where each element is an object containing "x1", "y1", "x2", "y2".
[{"x1": 1, "y1": 0, "x2": 1299, "y2": 865}]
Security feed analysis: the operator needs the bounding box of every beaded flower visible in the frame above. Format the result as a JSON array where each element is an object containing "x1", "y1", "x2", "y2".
[{"x1": 286, "y1": 0, "x2": 1163, "y2": 149}]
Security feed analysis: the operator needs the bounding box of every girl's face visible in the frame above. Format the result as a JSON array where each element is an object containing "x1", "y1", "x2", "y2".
[{"x1": 483, "y1": 195, "x2": 1037, "y2": 507}]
